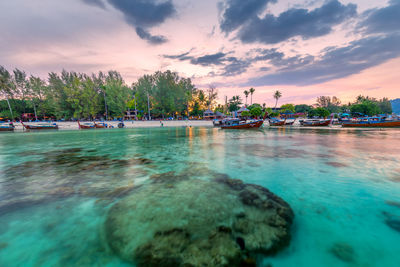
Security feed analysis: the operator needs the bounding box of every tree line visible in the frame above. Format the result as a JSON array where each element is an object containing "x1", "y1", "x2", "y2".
[
  {"x1": 226, "y1": 90, "x2": 392, "y2": 118},
  {"x1": 1, "y1": 65, "x2": 393, "y2": 120},
  {"x1": 0, "y1": 66, "x2": 218, "y2": 120}
]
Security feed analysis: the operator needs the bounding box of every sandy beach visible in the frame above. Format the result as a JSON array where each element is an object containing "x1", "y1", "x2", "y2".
[
  {"x1": 12, "y1": 120, "x2": 214, "y2": 131},
  {"x1": 10, "y1": 120, "x2": 392, "y2": 131}
]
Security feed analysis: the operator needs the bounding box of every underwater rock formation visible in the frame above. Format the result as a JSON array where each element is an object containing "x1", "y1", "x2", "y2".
[
  {"x1": 382, "y1": 211, "x2": 400, "y2": 233},
  {"x1": 329, "y1": 242, "x2": 355, "y2": 263},
  {"x1": 104, "y1": 172, "x2": 294, "y2": 266}
]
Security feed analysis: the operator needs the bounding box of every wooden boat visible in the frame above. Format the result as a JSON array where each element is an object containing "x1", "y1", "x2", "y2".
[
  {"x1": 302, "y1": 117, "x2": 333, "y2": 127},
  {"x1": 220, "y1": 119, "x2": 264, "y2": 129},
  {"x1": 342, "y1": 117, "x2": 400, "y2": 128},
  {"x1": 21, "y1": 121, "x2": 58, "y2": 130},
  {"x1": 269, "y1": 118, "x2": 286, "y2": 126},
  {"x1": 78, "y1": 121, "x2": 95, "y2": 129},
  {"x1": 94, "y1": 122, "x2": 108, "y2": 128},
  {"x1": 0, "y1": 122, "x2": 14, "y2": 131},
  {"x1": 285, "y1": 118, "x2": 296, "y2": 125}
]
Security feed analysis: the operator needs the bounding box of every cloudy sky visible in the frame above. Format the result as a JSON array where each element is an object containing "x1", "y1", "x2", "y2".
[{"x1": 1, "y1": 0, "x2": 399, "y2": 105}]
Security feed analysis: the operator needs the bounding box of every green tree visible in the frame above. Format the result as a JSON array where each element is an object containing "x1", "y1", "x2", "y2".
[
  {"x1": 312, "y1": 107, "x2": 330, "y2": 118},
  {"x1": 104, "y1": 71, "x2": 131, "y2": 118},
  {"x1": 228, "y1": 95, "x2": 242, "y2": 112},
  {"x1": 280, "y1": 104, "x2": 295, "y2": 113},
  {"x1": 350, "y1": 101, "x2": 381, "y2": 116},
  {"x1": 316, "y1": 96, "x2": 341, "y2": 113},
  {"x1": 13, "y1": 69, "x2": 29, "y2": 113},
  {"x1": 295, "y1": 104, "x2": 312, "y2": 113},
  {"x1": 241, "y1": 110, "x2": 250, "y2": 119},
  {"x1": 250, "y1": 106, "x2": 262, "y2": 118},
  {"x1": 0, "y1": 66, "x2": 16, "y2": 119},
  {"x1": 273, "y1": 90, "x2": 282, "y2": 110},
  {"x1": 377, "y1": 98, "x2": 392, "y2": 114}
]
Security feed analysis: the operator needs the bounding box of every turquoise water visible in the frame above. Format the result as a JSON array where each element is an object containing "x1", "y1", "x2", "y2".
[{"x1": 0, "y1": 127, "x2": 399, "y2": 266}]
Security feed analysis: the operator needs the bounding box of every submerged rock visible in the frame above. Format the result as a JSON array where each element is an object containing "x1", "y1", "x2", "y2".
[
  {"x1": 104, "y1": 173, "x2": 294, "y2": 266},
  {"x1": 382, "y1": 211, "x2": 400, "y2": 233},
  {"x1": 329, "y1": 242, "x2": 355, "y2": 263},
  {"x1": 386, "y1": 219, "x2": 400, "y2": 232}
]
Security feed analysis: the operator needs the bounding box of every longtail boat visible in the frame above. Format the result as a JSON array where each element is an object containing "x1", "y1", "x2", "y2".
[
  {"x1": 21, "y1": 121, "x2": 58, "y2": 130},
  {"x1": 220, "y1": 119, "x2": 264, "y2": 129},
  {"x1": 78, "y1": 121, "x2": 95, "y2": 129},
  {"x1": 302, "y1": 117, "x2": 333, "y2": 127},
  {"x1": 342, "y1": 117, "x2": 400, "y2": 128},
  {"x1": 285, "y1": 118, "x2": 296, "y2": 125},
  {"x1": 0, "y1": 122, "x2": 15, "y2": 131},
  {"x1": 269, "y1": 118, "x2": 286, "y2": 126},
  {"x1": 94, "y1": 122, "x2": 108, "y2": 128}
]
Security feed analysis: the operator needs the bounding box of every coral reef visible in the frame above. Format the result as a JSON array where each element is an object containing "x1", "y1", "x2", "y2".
[{"x1": 104, "y1": 171, "x2": 294, "y2": 266}]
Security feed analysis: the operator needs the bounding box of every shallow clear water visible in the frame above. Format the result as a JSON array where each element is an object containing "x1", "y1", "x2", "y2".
[{"x1": 0, "y1": 127, "x2": 399, "y2": 267}]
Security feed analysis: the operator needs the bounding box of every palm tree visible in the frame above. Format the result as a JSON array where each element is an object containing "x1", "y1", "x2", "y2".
[
  {"x1": 243, "y1": 90, "x2": 249, "y2": 106},
  {"x1": 273, "y1": 90, "x2": 282, "y2": 110},
  {"x1": 249, "y1": 88, "x2": 255, "y2": 105}
]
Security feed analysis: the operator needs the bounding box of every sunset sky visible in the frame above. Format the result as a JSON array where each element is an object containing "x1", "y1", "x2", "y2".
[{"x1": 0, "y1": 0, "x2": 399, "y2": 106}]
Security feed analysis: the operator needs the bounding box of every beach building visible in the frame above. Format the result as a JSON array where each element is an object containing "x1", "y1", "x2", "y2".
[{"x1": 203, "y1": 109, "x2": 215, "y2": 120}]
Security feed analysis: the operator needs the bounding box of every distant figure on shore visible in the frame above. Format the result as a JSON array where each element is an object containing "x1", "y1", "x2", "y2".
[{"x1": 160, "y1": 121, "x2": 164, "y2": 127}]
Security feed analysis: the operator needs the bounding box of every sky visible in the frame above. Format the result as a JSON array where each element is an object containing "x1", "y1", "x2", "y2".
[{"x1": 0, "y1": 0, "x2": 399, "y2": 106}]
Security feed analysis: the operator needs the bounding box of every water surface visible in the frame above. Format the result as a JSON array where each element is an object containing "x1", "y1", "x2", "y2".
[{"x1": 0, "y1": 127, "x2": 399, "y2": 266}]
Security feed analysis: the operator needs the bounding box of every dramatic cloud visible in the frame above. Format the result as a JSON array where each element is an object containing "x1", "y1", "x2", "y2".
[
  {"x1": 219, "y1": 0, "x2": 357, "y2": 44},
  {"x1": 245, "y1": 33, "x2": 400, "y2": 86},
  {"x1": 358, "y1": 0, "x2": 400, "y2": 34},
  {"x1": 238, "y1": 0, "x2": 357, "y2": 44},
  {"x1": 163, "y1": 50, "x2": 193, "y2": 60},
  {"x1": 163, "y1": 50, "x2": 251, "y2": 76},
  {"x1": 221, "y1": 57, "x2": 251, "y2": 76},
  {"x1": 135, "y1": 27, "x2": 167, "y2": 44},
  {"x1": 190, "y1": 52, "x2": 228, "y2": 66},
  {"x1": 82, "y1": 0, "x2": 176, "y2": 44},
  {"x1": 219, "y1": 0, "x2": 275, "y2": 33}
]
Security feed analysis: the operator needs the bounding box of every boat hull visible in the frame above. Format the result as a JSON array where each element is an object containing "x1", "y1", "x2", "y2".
[
  {"x1": 342, "y1": 121, "x2": 400, "y2": 127},
  {"x1": 79, "y1": 125, "x2": 95, "y2": 129},
  {"x1": 269, "y1": 120, "x2": 286, "y2": 126},
  {"x1": 94, "y1": 124, "x2": 107, "y2": 128},
  {"x1": 0, "y1": 127, "x2": 14, "y2": 131},
  {"x1": 24, "y1": 125, "x2": 58, "y2": 130},
  {"x1": 221, "y1": 120, "x2": 263, "y2": 129},
  {"x1": 302, "y1": 120, "x2": 331, "y2": 127}
]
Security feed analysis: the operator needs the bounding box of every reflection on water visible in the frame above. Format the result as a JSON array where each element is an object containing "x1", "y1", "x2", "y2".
[{"x1": 0, "y1": 127, "x2": 399, "y2": 267}]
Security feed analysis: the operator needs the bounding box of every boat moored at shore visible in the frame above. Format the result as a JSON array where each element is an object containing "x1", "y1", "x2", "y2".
[
  {"x1": 21, "y1": 121, "x2": 59, "y2": 130},
  {"x1": 342, "y1": 117, "x2": 400, "y2": 127},
  {"x1": 0, "y1": 122, "x2": 15, "y2": 131},
  {"x1": 300, "y1": 116, "x2": 333, "y2": 127},
  {"x1": 220, "y1": 119, "x2": 264, "y2": 129}
]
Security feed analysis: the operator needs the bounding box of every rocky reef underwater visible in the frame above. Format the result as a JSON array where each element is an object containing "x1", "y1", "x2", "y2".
[{"x1": 103, "y1": 170, "x2": 294, "y2": 266}]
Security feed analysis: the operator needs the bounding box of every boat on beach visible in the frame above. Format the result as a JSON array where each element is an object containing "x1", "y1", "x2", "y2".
[
  {"x1": 0, "y1": 122, "x2": 15, "y2": 131},
  {"x1": 342, "y1": 117, "x2": 400, "y2": 128},
  {"x1": 94, "y1": 122, "x2": 108, "y2": 128},
  {"x1": 21, "y1": 121, "x2": 59, "y2": 130},
  {"x1": 220, "y1": 118, "x2": 264, "y2": 129},
  {"x1": 269, "y1": 118, "x2": 286, "y2": 126},
  {"x1": 78, "y1": 121, "x2": 95, "y2": 129},
  {"x1": 301, "y1": 117, "x2": 333, "y2": 127},
  {"x1": 78, "y1": 121, "x2": 109, "y2": 129},
  {"x1": 285, "y1": 118, "x2": 296, "y2": 126}
]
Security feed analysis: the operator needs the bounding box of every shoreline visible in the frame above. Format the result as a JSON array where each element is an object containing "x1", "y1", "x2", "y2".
[
  {"x1": 10, "y1": 120, "x2": 214, "y2": 131},
  {"x1": 7, "y1": 120, "x2": 398, "y2": 132}
]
